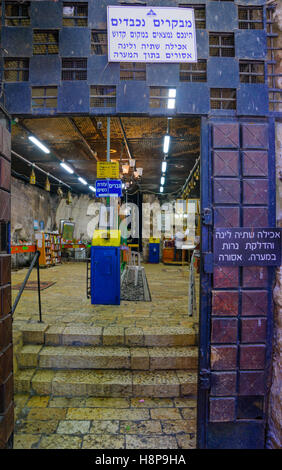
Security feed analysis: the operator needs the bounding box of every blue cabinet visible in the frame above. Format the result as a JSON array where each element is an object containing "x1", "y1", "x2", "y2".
[
  {"x1": 149, "y1": 243, "x2": 160, "y2": 264},
  {"x1": 91, "y1": 246, "x2": 120, "y2": 305}
]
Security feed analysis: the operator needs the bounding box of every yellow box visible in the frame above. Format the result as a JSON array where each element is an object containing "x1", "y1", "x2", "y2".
[
  {"x1": 92, "y1": 229, "x2": 121, "y2": 246},
  {"x1": 149, "y1": 237, "x2": 160, "y2": 243}
]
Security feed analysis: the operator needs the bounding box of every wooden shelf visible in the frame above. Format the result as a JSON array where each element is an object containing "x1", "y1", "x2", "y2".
[{"x1": 35, "y1": 232, "x2": 62, "y2": 267}]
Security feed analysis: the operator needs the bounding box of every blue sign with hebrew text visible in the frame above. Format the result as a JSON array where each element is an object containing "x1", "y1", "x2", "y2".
[
  {"x1": 96, "y1": 179, "x2": 122, "y2": 198},
  {"x1": 107, "y1": 6, "x2": 197, "y2": 63}
]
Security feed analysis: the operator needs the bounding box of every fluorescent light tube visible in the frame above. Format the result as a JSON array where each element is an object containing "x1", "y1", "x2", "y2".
[
  {"x1": 162, "y1": 161, "x2": 167, "y2": 173},
  {"x1": 28, "y1": 136, "x2": 50, "y2": 154},
  {"x1": 163, "y1": 135, "x2": 170, "y2": 154},
  {"x1": 78, "y1": 177, "x2": 87, "y2": 185},
  {"x1": 160, "y1": 186, "x2": 164, "y2": 193},
  {"x1": 89, "y1": 185, "x2": 96, "y2": 192},
  {"x1": 161, "y1": 176, "x2": 165, "y2": 186},
  {"x1": 60, "y1": 162, "x2": 74, "y2": 174}
]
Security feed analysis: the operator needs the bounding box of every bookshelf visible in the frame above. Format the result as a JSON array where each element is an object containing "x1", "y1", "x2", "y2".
[{"x1": 35, "y1": 232, "x2": 62, "y2": 266}]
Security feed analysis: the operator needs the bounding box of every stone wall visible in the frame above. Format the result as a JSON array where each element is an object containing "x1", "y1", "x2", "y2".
[
  {"x1": 55, "y1": 194, "x2": 97, "y2": 243},
  {"x1": 11, "y1": 177, "x2": 58, "y2": 267},
  {"x1": 11, "y1": 177, "x2": 58, "y2": 242},
  {"x1": 266, "y1": 2, "x2": 282, "y2": 450}
]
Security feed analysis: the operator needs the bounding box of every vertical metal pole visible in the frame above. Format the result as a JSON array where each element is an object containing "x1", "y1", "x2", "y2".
[
  {"x1": 106, "y1": 117, "x2": 111, "y2": 223},
  {"x1": 107, "y1": 117, "x2": 111, "y2": 163},
  {"x1": 37, "y1": 253, "x2": 42, "y2": 323}
]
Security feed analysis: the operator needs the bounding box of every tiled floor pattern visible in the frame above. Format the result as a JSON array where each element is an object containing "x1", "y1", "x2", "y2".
[{"x1": 14, "y1": 394, "x2": 197, "y2": 449}]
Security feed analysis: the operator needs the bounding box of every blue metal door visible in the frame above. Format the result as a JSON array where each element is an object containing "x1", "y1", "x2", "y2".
[
  {"x1": 197, "y1": 117, "x2": 276, "y2": 449},
  {"x1": 91, "y1": 246, "x2": 120, "y2": 305},
  {"x1": 149, "y1": 243, "x2": 160, "y2": 263}
]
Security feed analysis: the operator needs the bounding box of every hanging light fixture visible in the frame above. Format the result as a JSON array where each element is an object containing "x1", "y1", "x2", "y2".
[
  {"x1": 122, "y1": 164, "x2": 129, "y2": 174},
  {"x1": 57, "y1": 186, "x2": 63, "y2": 198},
  {"x1": 30, "y1": 167, "x2": 36, "y2": 185},
  {"x1": 45, "y1": 175, "x2": 50, "y2": 192}
]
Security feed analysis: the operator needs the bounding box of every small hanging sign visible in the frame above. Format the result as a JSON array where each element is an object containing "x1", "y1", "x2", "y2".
[
  {"x1": 96, "y1": 179, "x2": 122, "y2": 198},
  {"x1": 97, "y1": 161, "x2": 119, "y2": 179}
]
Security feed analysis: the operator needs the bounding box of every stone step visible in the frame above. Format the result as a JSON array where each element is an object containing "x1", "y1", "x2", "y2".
[
  {"x1": 18, "y1": 323, "x2": 198, "y2": 348},
  {"x1": 14, "y1": 368, "x2": 197, "y2": 398},
  {"x1": 17, "y1": 345, "x2": 198, "y2": 371}
]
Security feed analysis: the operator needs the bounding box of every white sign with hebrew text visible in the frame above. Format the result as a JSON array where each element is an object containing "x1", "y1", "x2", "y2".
[{"x1": 107, "y1": 6, "x2": 197, "y2": 63}]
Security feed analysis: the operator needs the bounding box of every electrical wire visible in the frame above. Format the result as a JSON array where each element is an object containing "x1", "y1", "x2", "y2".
[{"x1": 11, "y1": 149, "x2": 72, "y2": 190}]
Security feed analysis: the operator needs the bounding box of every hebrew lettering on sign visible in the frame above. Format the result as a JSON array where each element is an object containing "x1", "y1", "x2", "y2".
[
  {"x1": 108, "y1": 6, "x2": 197, "y2": 63},
  {"x1": 214, "y1": 227, "x2": 281, "y2": 266}
]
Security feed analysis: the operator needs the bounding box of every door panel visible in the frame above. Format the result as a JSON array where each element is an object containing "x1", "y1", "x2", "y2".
[
  {"x1": 0, "y1": 115, "x2": 13, "y2": 449},
  {"x1": 91, "y1": 246, "x2": 121, "y2": 305},
  {"x1": 198, "y1": 117, "x2": 275, "y2": 449}
]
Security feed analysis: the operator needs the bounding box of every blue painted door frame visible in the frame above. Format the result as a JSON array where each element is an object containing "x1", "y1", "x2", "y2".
[{"x1": 197, "y1": 116, "x2": 276, "y2": 449}]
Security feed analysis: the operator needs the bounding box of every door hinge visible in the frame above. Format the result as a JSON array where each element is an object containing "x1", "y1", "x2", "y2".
[
  {"x1": 203, "y1": 252, "x2": 213, "y2": 273},
  {"x1": 201, "y1": 207, "x2": 213, "y2": 226},
  {"x1": 199, "y1": 368, "x2": 211, "y2": 390}
]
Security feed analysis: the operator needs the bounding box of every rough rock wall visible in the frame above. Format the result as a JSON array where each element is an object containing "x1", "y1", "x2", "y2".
[
  {"x1": 12, "y1": 177, "x2": 100, "y2": 249},
  {"x1": 55, "y1": 194, "x2": 96, "y2": 242},
  {"x1": 11, "y1": 177, "x2": 58, "y2": 267},
  {"x1": 11, "y1": 177, "x2": 58, "y2": 242},
  {"x1": 266, "y1": 2, "x2": 282, "y2": 450}
]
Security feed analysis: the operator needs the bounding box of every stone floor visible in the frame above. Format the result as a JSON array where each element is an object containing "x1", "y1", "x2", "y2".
[
  {"x1": 12, "y1": 261, "x2": 199, "y2": 449},
  {"x1": 12, "y1": 262, "x2": 199, "y2": 329},
  {"x1": 14, "y1": 394, "x2": 197, "y2": 449}
]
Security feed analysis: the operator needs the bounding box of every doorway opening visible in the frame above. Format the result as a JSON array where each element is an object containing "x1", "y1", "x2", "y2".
[{"x1": 11, "y1": 114, "x2": 201, "y2": 450}]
